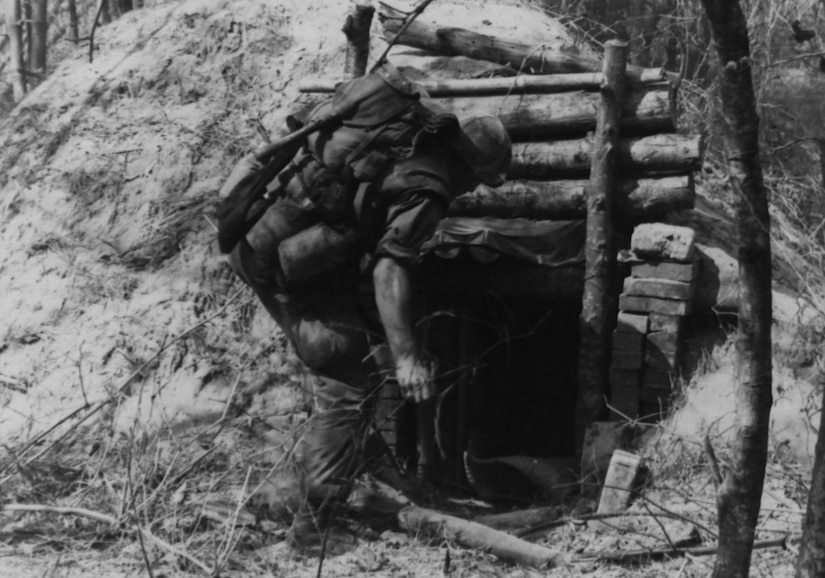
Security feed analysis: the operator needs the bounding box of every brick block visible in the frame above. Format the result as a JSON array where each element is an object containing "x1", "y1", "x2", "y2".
[
  {"x1": 611, "y1": 384, "x2": 640, "y2": 405},
  {"x1": 623, "y1": 277, "x2": 693, "y2": 300},
  {"x1": 610, "y1": 368, "x2": 641, "y2": 388},
  {"x1": 631, "y1": 260, "x2": 698, "y2": 283},
  {"x1": 616, "y1": 312, "x2": 649, "y2": 334},
  {"x1": 647, "y1": 331, "x2": 681, "y2": 354},
  {"x1": 613, "y1": 330, "x2": 645, "y2": 352},
  {"x1": 619, "y1": 294, "x2": 691, "y2": 316},
  {"x1": 642, "y1": 369, "x2": 675, "y2": 389},
  {"x1": 631, "y1": 223, "x2": 696, "y2": 262},
  {"x1": 611, "y1": 351, "x2": 645, "y2": 370},
  {"x1": 646, "y1": 348, "x2": 682, "y2": 371},
  {"x1": 649, "y1": 313, "x2": 684, "y2": 334},
  {"x1": 641, "y1": 384, "x2": 673, "y2": 404}
]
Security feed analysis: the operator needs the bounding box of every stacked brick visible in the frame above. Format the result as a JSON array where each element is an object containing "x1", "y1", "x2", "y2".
[{"x1": 609, "y1": 224, "x2": 698, "y2": 420}]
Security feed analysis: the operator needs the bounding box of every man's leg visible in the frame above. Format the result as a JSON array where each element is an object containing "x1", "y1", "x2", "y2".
[{"x1": 229, "y1": 240, "x2": 378, "y2": 552}]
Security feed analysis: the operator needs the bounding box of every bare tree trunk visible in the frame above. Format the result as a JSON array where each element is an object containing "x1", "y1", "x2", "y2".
[
  {"x1": 67, "y1": 0, "x2": 78, "y2": 42},
  {"x1": 575, "y1": 40, "x2": 628, "y2": 452},
  {"x1": 342, "y1": 3, "x2": 373, "y2": 79},
  {"x1": 796, "y1": 388, "x2": 825, "y2": 577},
  {"x1": 30, "y1": 0, "x2": 46, "y2": 75},
  {"x1": 699, "y1": 2, "x2": 773, "y2": 578},
  {"x1": 5, "y1": 0, "x2": 26, "y2": 100}
]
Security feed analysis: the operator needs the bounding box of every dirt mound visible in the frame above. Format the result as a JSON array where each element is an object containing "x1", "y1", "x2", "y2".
[{"x1": 0, "y1": 0, "x2": 591, "y2": 440}]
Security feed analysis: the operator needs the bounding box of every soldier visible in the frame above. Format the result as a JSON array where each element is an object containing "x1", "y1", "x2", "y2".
[{"x1": 217, "y1": 65, "x2": 511, "y2": 555}]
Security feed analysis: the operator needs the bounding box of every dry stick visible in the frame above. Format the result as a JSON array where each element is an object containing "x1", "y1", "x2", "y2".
[
  {"x1": 369, "y1": 0, "x2": 437, "y2": 73},
  {"x1": 0, "y1": 288, "x2": 246, "y2": 476},
  {"x1": 2, "y1": 506, "x2": 210, "y2": 573},
  {"x1": 576, "y1": 535, "x2": 788, "y2": 564}
]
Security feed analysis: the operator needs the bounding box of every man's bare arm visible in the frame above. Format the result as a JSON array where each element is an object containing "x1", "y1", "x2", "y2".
[{"x1": 373, "y1": 256, "x2": 434, "y2": 402}]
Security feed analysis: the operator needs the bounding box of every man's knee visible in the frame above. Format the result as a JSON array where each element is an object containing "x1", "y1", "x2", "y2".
[{"x1": 293, "y1": 322, "x2": 367, "y2": 375}]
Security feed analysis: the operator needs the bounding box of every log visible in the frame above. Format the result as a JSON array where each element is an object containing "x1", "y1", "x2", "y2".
[
  {"x1": 509, "y1": 134, "x2": 703, "y2": 179},
  {"x1": 342, "y1": 4, "x2": 374, "y2": 79},
  {"x1": 398, "y1": 507, "x2": 569, "y2": 569},
  {"x1": 576, "y1": 40, "x2": 627, "y2": 458},
  {"x1": 448, "y1": 175, "x2": 695, "y2": 221},
  {"x1": 430, "y1": 85, "x2": 675, "y2": 139},
  {"x1": 378, "y1": 2, "x2": 600, "y2": 73},
  {"x1": 298, "y1": 68, "x2": 667, "y2": 96}
]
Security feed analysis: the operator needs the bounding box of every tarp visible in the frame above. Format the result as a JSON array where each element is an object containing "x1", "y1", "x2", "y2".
[{"x1": 422, "y1": 217, "x2": 586, "y2": 267}]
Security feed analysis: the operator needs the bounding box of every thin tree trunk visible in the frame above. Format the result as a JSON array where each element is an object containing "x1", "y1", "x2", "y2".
[
  {"x1": 576, "y1": 40, "x2": 628, "y2": 452},
  {"x1": 698, "y1": 2, "x2": 773, "y2": 578},
  {"x1": 67, "y1": 0, "x2": 77, "y2": 42},
  {"x1": 5, "y1": 0, "x2": 26, "y2": 100},
  {"x1": 796, "y1": 387, "x2": 825, "y2": 577},
  {"x1": 30, "y1": 0, "x2": 46, "y2": 75}
]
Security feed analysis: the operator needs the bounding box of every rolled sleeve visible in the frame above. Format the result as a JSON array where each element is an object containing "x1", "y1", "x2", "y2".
[{"x1": 373, "y1": 192, "x2": 446, "y2": 268}]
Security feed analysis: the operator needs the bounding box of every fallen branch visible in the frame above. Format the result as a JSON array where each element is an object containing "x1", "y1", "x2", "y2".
[
  {"x1": 2, "y1": 503, "x2": 117, "y2": 525},
  {"x1": 1, "y1": 503, "x2": 212, "y2": 574},
  {"x1": 577, "y1": 535, "x2": 788, "y2": 564},
  {"x1": 399, "y1": 507, "x2": 569, "y2": 569}
]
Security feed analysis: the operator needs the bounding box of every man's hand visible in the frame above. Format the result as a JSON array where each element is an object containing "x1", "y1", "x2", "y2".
[{"x1": 395, "y1": 354, "x2": 435, "y2": 402}]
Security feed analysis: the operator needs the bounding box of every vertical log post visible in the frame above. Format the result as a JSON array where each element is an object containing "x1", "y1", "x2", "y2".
[
  {"x1": 5, "y1": 0, "x2": 26, "y2": 100},
  {"x1": 575, "y1": 40, "x2": 628, "y2": 456},
  {"x1": 342, "y1": 3, "x2": 374, "y2": 80}
]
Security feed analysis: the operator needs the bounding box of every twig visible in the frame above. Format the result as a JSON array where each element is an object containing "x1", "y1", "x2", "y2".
[
  {"x1": 370, "y1": 0, "x2": 438, "y2": 73},
  {"x1": 576, "y1": 535, "x2": 788, "y2": 564},
  {"x1": 142, "y1": 528, "x2": 212, "y2": 575},
  {"x1": 1, "y1": 503, "x2": 117, "y2": 525},
  {"x1": 89, "y1": 0, "x2": 106, "y2": 63}
]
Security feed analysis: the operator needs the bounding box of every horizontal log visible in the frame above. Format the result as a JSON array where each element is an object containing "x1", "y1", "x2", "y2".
[
  {"x1": 398, "y1": 507, "x2": 569, "y2": 569},
  {"x1": 448, "y1": 175, "x2": 695, "y2": 220},
  {"x1": 431, "y1": 86, "x2": 675, "y2": 139},
  {"x1": 509, "y1": 134, "x2": 703, "y2": 179},
  {"x1": 298, "y1": 68, "x2": 667, "y2": 96},
  {"x1": 378, "y1": 2, "x2": 600, "y2": 74}
]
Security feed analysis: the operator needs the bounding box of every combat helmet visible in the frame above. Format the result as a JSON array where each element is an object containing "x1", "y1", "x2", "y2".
[{"x1": 459, "y1": 115, "x2": 512, "y2": 187}]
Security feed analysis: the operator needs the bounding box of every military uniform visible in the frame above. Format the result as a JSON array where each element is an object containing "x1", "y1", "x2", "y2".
[{"x1": 219, "y1": 67, "x2": 511, "y2": 551}]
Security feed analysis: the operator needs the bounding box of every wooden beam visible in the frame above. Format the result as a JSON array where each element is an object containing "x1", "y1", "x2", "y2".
[
  {"x1": 448, "y1": 175, "x2": 695, "y2": 220},
  {"x1": 576, "y1": 40, "x2": 629, "y2": 454}
]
